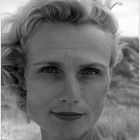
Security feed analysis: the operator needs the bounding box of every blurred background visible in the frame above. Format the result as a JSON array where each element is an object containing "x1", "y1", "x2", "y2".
[{"x1": 1, "y1": 0, "x2": 139, "y2": 140}]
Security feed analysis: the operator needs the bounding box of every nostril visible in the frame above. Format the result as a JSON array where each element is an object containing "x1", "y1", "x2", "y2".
[
  {"x1": 59, "y1": 98, "x2": 79, "y2": 104},
  {"x1": 74, "y1": 100, "x2": 79, "y2": 103},
  {"x1": 59, "y1": 98, "x2": 67, "y2": 103}
]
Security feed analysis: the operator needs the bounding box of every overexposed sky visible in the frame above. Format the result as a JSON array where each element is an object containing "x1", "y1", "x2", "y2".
[{"x1": 1, "y1": 0, "x2": 139, "y2": 37}]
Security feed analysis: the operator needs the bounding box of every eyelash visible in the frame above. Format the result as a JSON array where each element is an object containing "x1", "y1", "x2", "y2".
[
  {"x1": 79, "y1": 67, "x2": 101, "y2": 76},
  {"x1": 39, "y1": 66, "x2": 61, "y2": 74},
  {"x1": 39, "y1": 66, "x2": 101, "y2": 76}
]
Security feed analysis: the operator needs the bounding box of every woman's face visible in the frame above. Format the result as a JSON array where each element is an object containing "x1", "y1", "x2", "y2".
[{"x1": 25, "y1": 23, "x2": 113, "y2": 139}]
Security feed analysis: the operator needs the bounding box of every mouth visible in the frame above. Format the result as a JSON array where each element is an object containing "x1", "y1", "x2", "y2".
[{"x1": 50, "y1": 111, "x2": 86, "y2": 121}]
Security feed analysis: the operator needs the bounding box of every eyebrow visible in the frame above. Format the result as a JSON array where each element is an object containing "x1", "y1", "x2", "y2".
[
  {"x1": 33, "y1": 61, "x2": 62, "y2": 67},
  {"x1": 79, "y1": 63, "x2": 106, "y2": 69},
  {"x1": 33, "y1": 61, "x2": 106, "y2": 69}
]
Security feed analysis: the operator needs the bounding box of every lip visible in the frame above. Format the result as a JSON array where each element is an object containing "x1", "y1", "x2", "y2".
[{"x1": 50, "y1": 111, "x2": 86, "y2": 121}]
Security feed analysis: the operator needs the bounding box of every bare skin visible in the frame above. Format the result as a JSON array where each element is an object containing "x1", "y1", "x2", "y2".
[{"x1": 24, "y1": 23, "x2": 113, "y2": 140}]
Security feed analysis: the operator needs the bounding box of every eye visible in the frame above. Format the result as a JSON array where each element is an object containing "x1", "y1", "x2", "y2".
[
  {"x1": 79, "y1": 67, "x2": 101, "y2": 76},
  {"x1": 39, "y1": 66, "x2": 61, "y2": 74}
]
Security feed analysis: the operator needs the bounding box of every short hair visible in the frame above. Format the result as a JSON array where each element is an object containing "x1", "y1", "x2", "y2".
[{"x1": 1, "y1": 0, "x2": 122, "y2": 110}]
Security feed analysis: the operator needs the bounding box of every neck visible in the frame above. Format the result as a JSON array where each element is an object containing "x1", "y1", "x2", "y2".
[{"x1": 41, "y1": 127, "x2": 96, "y2": 140}]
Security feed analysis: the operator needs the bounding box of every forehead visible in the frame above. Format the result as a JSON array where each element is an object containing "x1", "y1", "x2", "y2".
[
  {"x1": 27, "y1": 23, "x2": 113, "y2": 44},
  {"x1": 26, "y1": 23, "x2": 113, "y2": 67}
]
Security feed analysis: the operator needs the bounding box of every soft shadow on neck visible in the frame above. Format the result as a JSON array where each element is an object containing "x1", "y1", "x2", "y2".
[{"x1": 41, "y1": 127, "x2": 97, "y2": 140}]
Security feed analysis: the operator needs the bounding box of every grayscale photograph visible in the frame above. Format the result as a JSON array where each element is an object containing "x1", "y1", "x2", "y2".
[{"x1": 1, "y1": 0, "x2": 139, "y2": 140}]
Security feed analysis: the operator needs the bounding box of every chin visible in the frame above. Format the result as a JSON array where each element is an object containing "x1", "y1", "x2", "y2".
[
  {"x1": 42, "y1": 116, "x2": 91, "y2": 139},
  {"x1": 49, "y1": 125, "x2": 88, "y2": 139}
]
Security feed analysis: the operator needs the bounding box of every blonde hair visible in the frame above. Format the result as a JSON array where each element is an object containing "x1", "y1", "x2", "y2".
[{"x1": 1, "y1": 0, "x2": 122, "y2": 110}]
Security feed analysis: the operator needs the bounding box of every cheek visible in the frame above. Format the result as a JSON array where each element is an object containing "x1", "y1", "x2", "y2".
[
  {"x1": 83, "y1": 81, "x2": 109, "y2": 111},
  {"x1": 25, "y1": 80, "x2": 62, "y2": 115},
  {"x1": 25, "y1": 81, "x2": 63, "y2": 124},
  {"x1": 26, "y1": 79, "x2": 61, "y2": 104}
]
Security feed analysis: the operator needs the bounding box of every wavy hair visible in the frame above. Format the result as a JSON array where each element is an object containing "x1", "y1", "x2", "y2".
[{"x1": 1, "y1": 0, "x2": 122, "y2": 110}]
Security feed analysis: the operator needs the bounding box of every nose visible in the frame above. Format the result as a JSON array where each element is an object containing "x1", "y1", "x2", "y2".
[{"x1": 59, "y1": 76, "x2": 82, "y2": 104}]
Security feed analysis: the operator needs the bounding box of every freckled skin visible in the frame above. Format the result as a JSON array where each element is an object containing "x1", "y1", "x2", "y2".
[{"x1": 24, "y1": 23, "x2": 113, "y2": 140}]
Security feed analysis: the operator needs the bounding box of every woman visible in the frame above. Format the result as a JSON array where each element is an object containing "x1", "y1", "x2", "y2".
[{"x1": 2, "y1": 0, "x2": 122, "y2": 139}]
